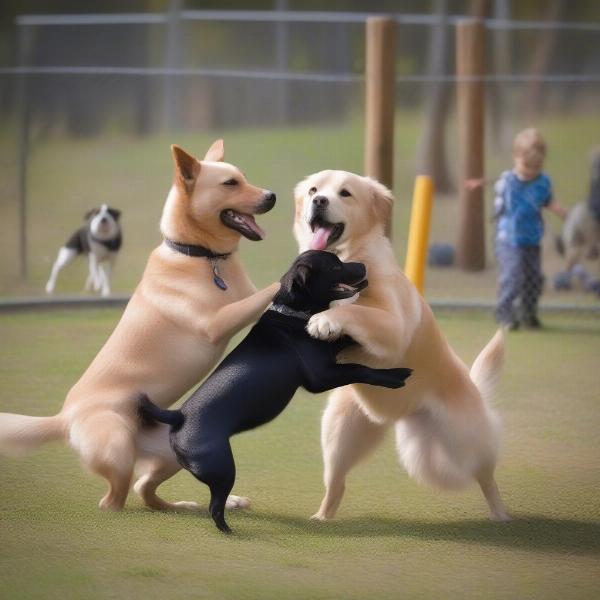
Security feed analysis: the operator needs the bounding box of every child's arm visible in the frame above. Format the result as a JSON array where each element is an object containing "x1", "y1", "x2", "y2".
[
  {"x1": 465, "y1": 177, "x2": 492, "y2": 191},
  {"x1": 546, "y1": 199, "x2": 568, "y2": 220}
]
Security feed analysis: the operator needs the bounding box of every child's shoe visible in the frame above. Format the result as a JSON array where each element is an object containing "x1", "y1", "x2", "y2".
[{"x1": 522, "y1": 315, "x2": 542, "y2": 329}]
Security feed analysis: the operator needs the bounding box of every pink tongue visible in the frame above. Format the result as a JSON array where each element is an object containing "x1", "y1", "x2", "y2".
[
  {"x1": 310, "y1": 226, "x2": 332, "y2": 250},
  {"x1": 240, "y1": 214, "x2": 265, "y2": 239}
]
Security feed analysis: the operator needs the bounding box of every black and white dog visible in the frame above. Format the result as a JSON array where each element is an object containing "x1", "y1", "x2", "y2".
[
  {"x1": 46, "y1": 204, "x2": 122, "y2": 297},
  {"x1": 139, "y1": 250, "x2": 412, "y2": 533}
]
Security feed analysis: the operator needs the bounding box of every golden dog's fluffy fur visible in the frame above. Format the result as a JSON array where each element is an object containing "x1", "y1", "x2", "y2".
[
  {"x1": 0, "y1": 140, "x2": 279, "y2": 512},
  {"x1": 294, "y1": 170, "x2": 510, "y2": 522}
]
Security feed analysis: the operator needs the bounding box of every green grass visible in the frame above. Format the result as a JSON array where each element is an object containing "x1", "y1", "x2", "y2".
[
  {"x1": 1, "y1": 110, "x2": 599, "y2": 302},
  {"x1": 1, "y1": 309, "x2": 599, "y2": 599}
]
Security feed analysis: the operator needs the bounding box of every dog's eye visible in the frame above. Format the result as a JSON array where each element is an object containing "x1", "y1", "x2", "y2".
[
  {"x1": 223, "y1": 179, "x2": 239, "y2": 186},
  {"x1": 308, "y1": 187, "x2": 317, "y2": 196},
  {"x1": 339, "y1": 188, "x2": 352, "y2": 198}
]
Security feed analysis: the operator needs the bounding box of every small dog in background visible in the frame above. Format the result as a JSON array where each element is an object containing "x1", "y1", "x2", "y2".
[
  {"x1": 554, "y1": 149, "x2": 600, "y2": 295},
  {"x1": 46, "y1": 204, "x2": 122, "y2": 297}
]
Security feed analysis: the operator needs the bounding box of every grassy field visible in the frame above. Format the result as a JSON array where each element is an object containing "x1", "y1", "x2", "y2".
[
  {"x1": 1, "y1": 308, "x2": 599, "y2": 600},
  {"x1": 1, "y1": 111, "x2": 599, "y2": 302}
]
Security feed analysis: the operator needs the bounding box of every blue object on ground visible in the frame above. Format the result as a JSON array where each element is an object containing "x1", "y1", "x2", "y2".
[
  {"x1": 553, "y1": 271, "x2": 572, "y2": 290},
  {"x1": 428, "y1": 243, "x2": 455, "y2": 267}
]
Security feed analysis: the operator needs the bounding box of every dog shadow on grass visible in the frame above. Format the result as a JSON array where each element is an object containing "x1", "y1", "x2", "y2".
[{"x1": 235, "y1": 512, "x2": 600, "y2": 556}]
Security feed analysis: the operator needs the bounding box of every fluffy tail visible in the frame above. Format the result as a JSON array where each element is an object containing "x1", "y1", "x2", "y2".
[
  {"x1": 470, "y1": 329, "x2": 505, "y2": 405},
  {"x1": 0, "y1": 413, "x2": 66, "y2": 456},
  {"x1": 138, "y1": 393, "x2": 184, "y2": 430}
]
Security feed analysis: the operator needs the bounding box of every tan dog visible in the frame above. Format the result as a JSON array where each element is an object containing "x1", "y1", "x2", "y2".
[
  {"x1": 0, "y1": 140, "x2": 280, "y2": 512},
  {"x1": 293, "y1": 170, "x2": 510, "y2": 522}
]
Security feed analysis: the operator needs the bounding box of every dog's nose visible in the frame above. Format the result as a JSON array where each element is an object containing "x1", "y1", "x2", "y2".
[
  {"x1": 263, "y1": 191, "x2": 276, "y2": 207},
  {"x1": 100, "y1": 217, "x2": 108, "y2": 224},
  {"x1": 255, "y1": 191, "x2": 276, "y2": 214},
  {"x1": 312, "y1": 195, "x2": 328, "y2": 208}
]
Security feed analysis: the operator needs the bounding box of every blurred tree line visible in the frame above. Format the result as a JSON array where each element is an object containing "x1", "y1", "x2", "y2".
[{"x1": 0, "y1": 0, "x2": 598, "y2": 165}]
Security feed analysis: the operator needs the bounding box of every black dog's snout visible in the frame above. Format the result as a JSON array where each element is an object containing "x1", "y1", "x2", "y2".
[
  {"x1": 100, "y1": 217, "x2": 108, "y2": 224},
  {"x1": 312, "y1": 195, "x2": 329, "y2": 208},
  {"x1": 256, "y1": 191, "x2": 276, "y2": 214},
  {"x1": 346, "y1": 261, "x2": 366, "y2": 280}
]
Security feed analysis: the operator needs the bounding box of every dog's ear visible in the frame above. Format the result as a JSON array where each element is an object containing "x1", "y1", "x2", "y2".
[
  {"x1": 277, "y1": 262, "x2": 312, "y2": 304},
  {"x1": 293, "y1": 264, "x2": 312, "y2": 289},
  {"x1": 84, "y1": 208, "x2": 99, "y2": 221},
  {"x1": 171, "y1": 145, "x2": 201, "y2": 195},
  {"x1": 107, "y1": 208, "x2": 121, "y2": 221},
  {"x1": 365, "y1": 176, "x2": 394, "y2": 238},
  {"x1": 203, "y1": 139, "x2": 225, "y2": 162}
]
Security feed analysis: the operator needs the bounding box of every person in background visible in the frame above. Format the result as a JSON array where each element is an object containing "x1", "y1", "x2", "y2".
[{"x1": 467, "y1": 128, "x2": 567, "y2": 330}]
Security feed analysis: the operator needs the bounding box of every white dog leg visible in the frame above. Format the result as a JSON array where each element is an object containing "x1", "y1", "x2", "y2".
[
  {"x1": 477, "y1": 469, "x2": 511, "y2": 522},
  {"x1": 99, "y1": 261, "x2": 112, "y2": 297},
  {"x1": 86, "y1": 253, "x2": 101, "y2": 292},
  {"x1": 46, "y1": 247, "x2": 78, "y2": 294},
  {"x1": 311, "y1": 387, "x2": 388, "y2": 521}
]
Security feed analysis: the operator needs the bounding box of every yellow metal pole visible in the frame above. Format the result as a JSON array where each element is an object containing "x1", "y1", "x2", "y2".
[{"x1": 404, "y1": 175, "x2": 435, "y2": 294}]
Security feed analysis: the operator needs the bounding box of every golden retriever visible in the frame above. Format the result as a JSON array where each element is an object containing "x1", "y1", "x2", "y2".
[
  {"x1": 0, "y1": 140, "x2": 280, "y2": 512},
  {"x1": 293, "y1": 170, "x2": 510, "y2": 522}
]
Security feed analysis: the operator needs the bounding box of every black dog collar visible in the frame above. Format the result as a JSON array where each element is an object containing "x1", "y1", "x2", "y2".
[
  {"x1": 164, "y1": 238, "x2": 230, "y2": 260},
  {"x1": 268, "y1": 303, "x2": 312, "y2": 321},
  {"x1": 164, "y1": 238, "x2": 231, "y2": 291}
]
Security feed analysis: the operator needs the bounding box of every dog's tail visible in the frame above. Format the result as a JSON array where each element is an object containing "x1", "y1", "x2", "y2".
[
  {"x1": 470, "y1": 329, "x2": 505, "y2": 406},
  {"x1": 138, "y1": 393, "x2": 184, "y2": 430},
  {"x1": 0, "y1": 412, "x2": 66, "y2": 456}
]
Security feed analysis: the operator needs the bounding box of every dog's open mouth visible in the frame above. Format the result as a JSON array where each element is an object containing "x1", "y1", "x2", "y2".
[
  {"x1": 309, "y1": 215, "x2": 345, "y2": 251},
  {"x1": 220, "y1": 209, "x2": 266, "y2": 241},
  {"x1": 333, "y1": 279, "x2": 368, "y2": 298}
]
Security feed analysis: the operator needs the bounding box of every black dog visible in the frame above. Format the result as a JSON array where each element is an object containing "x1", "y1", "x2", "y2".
[{"x1": 139, "y1": 250, "x2": 412, "y2": 533}]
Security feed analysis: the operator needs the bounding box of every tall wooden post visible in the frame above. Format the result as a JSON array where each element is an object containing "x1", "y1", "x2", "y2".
[
  {"x1": 364, "y1": 16, "x2": 396, "y2": 236},
  {"x1": 456, "y1": 19, "x2": 486, "y2": 270}
]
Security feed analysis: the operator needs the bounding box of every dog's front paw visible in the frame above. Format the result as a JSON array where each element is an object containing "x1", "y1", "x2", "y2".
[{"x1": 307, "y1": 312, "x2": 343, "y2": 341}]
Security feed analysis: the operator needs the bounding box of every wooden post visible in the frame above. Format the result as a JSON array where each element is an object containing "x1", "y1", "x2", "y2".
[
  {"x1": 364, "y1": 16, "x2": 396, "y2": 237},
  {"x1": 456, "y1": 19, "x2": 486, "y2": 271}
]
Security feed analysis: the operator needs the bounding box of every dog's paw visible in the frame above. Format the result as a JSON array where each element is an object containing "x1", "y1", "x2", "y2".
[
  {"x1": 226, "y1": 495, "x2": 251, "y2": 510},
  {"x1": 45, "y1": 282, "x2": 55, "y2": 295},
  {"x1": 490, "y1": 511, "x2": 512, "y2": 523},
  {"x1": 307, "y1": 313, "x2": 343, "y2": 341},
  {"x1": 309, "y1": 512, "x2": 330, "y2": 522}
]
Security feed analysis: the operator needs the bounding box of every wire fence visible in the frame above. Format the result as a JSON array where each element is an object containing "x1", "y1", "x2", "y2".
[{"x1": 0, "y1": 8, "x2": 599, "y2": 318}]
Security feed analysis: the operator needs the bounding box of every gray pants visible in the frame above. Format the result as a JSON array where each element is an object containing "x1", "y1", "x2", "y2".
[{"x1": 495, "y1": 242, "x2": 543, "y2": 324}]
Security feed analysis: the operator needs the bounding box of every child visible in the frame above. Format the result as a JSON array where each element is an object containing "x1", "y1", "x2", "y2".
[{"x1": 469, "y1": 128, "x2": 567, "y2": 329}]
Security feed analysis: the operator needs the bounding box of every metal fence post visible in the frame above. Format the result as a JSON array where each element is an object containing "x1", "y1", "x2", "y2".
[
  {"x1": 16, "y1": 24, "x2": 33, "y2": 281},
  {"x1": 364, "y1": 16, "x2": 396, "y2": 237},
  {"x1": 456, "y1": 18, "x2": 486, "y2": 271},
  {"x1": 164, "y1": 0, "x2": 183, "y2": 131}
]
